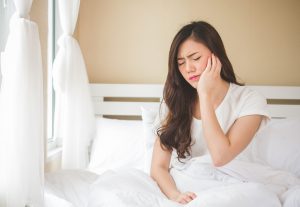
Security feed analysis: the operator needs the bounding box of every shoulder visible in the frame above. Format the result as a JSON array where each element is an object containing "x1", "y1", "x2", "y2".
[
  {"x1": 229, "y1": 83, "x2": 267, "y2": 106},
  {"x1": 228, "y1": 83, "x2": 270, "y2": 119}
]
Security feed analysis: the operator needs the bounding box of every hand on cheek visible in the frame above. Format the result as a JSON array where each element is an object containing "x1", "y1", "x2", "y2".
[{"x1": 197, "y1": 53, "x2": 222, "y2": 96}]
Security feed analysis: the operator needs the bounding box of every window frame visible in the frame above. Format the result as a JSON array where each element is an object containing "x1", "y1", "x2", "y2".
[{"x1": 47, "y1": 0, "x2": 56, "y2": 150}]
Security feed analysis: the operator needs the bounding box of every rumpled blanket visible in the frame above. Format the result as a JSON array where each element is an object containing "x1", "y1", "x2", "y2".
[{"x1": 86, "y1": 155, "x2": 300, "y2": 207}]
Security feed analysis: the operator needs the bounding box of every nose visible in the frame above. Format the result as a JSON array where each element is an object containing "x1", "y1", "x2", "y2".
[{"x1": 185, "y1": 60, "x2": 195, "y2": 73}]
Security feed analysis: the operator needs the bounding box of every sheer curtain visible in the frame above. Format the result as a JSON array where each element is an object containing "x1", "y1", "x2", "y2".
[
  {"x1": 0, "y1": 0, "x2": 44, "y2": 206},
  {"x1": 53, "y1": 0, "x2": 95, "y2": 169}
]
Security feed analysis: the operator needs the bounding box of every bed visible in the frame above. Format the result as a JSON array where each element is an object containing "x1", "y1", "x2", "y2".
[{"x1": 45, "y1": 83, "x2": 300, "y2": 207}]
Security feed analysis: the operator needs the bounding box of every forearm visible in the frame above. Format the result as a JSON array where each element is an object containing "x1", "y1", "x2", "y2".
[
  {"x1": 151, "y1": 167, "x2": 180, "y2": 200},
  {"x1": 200, "y1": 94, "x2": 231, "y2": 165}
]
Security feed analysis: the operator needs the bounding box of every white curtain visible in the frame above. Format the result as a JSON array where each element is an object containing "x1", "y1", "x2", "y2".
[
  {"x1": 0, "y1": 0, "x2": 44, "y2": 206},
  {"x1": 53, "y1": 0, "x2": 95, "y2": 169}
]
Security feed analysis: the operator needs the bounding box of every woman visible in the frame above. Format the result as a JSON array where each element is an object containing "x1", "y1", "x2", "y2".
[{"x1": 150, "y1": 21, "x2": 269, "y2": 204}]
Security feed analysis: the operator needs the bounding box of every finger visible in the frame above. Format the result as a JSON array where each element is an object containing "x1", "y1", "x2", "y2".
[
  {"x1": 205, "y1": 57, "x2": 212, "y2": 72},
  {"x1": 185, "y1": 192, "x2": 193, "y2": 201},
  {"x1": 211, "y1": 53, "x2": 217, "y2": 71},
  {"x1": 179, "y1": 198, "x2": 188, "y2": 204},
  {"x1": 176, "y1": 195, "x2": 187, "y2": 204},
  {"x1": 187, "y1": 194, "x2": 194, "y2": 202},
  {"x1": 215, "y1": 56, "x2": 222, "y2": 75},
  {"x1": 183, "y1": 195, "x2": 193, "y2": 203},
  {"x1": 187, "y1": 192, "x2": 197, "y2": 199},
  {"x1": 218, "y1": 57, "x2": 222, "y2": 71}
]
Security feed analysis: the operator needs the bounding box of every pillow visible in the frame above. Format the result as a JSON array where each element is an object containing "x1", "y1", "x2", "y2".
[
  {"x1": 141, "y1": 107, "x2": 159, "y2": 175},
  {"x1": 249, "y1": 118, "x2": 300, "y2": 178},
  {"x1": 88, "y1": 118, "x2": 145, "y2": 175}
]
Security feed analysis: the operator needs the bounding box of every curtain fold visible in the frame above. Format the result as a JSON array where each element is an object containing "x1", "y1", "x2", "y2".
[
  {"x1": 0, "y1": 0, "x2": 44, "y2": 206},
  {"x1": 53, "y1": 0, "x2": 96, "y2": 169}
]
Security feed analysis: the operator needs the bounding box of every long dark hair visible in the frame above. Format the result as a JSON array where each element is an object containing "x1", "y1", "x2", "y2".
[{"x1": 157, "y1": 21, "x2": 243, "y2": 159}]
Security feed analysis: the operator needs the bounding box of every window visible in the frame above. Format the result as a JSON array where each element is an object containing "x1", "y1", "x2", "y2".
[
  {"x1": 1, "y1": 0, "x2": 59, "y2": 153},
  {"x1": 47, "y1": 0, "x2": 56, "y2": 150},
  {"x1": 47, "y1": 0, "x2": 63, "y2": 150}
]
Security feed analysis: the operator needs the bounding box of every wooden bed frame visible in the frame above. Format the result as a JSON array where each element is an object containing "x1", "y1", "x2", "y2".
[{"x1": 90, "y1": 84, "x2": 300, "y2": 119}]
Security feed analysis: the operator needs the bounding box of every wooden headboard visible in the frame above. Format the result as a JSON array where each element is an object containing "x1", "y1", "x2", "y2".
[{"x1": 90, "y1": 84, "x2": 300, "y2": 119}]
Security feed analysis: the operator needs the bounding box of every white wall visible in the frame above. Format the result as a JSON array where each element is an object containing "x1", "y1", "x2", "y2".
[{"x1": 78, "y1": 0, "x2": 300, "y2": 86}]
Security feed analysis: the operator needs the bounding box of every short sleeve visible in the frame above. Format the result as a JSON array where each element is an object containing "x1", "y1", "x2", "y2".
[{"x1": 237, "y1": 88, "x2": 270, "y2": 129}]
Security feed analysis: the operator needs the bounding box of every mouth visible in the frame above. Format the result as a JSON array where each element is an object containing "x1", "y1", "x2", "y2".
[{"x1": 189, "y1": 75, "x2": 200, "y2": 81}]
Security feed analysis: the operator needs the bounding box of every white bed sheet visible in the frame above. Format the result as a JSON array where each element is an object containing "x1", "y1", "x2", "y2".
[
  {"x1": 45, "y1": 192, "x2": 74, "y2": 207},
  {"x1": 44, "y1": 117, "x2": 300, "y2": 207},
  {"x1": 45, "y1": 170, "x2": 99, "y2": 207},
  {"x1": 45, "y1": 159, "x2": 300, "y2": 207},
  {"x1": 87, "y1": 168, "x2": 282, "y2": 207}
]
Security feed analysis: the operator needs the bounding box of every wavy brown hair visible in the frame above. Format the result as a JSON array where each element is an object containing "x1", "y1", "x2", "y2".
[{"x1": 157, "y1": 21, "x2": 243, "y2": 160}]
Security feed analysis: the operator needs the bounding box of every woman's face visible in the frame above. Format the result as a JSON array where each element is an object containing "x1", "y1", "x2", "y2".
[{"x1": 177, "y1": 38, "x2": 212, "y2": 88}]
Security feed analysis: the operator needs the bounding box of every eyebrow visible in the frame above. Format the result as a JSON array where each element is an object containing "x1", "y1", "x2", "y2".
[{"x1": 177, "y1": 52, "x2": 199, "y2": 60}]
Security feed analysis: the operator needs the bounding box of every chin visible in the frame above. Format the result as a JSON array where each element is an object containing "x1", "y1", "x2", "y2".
[
  {"x1": 186, "y1": 79, "x2": 198, "y2": 89},
  {"x1": 189, "y1": 82, "x2": 198, "y2": 89}
]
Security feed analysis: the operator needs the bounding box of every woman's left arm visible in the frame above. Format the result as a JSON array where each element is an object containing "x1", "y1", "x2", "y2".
[
  {"x1": 198, "y1": 54, "x2": 263, "y2": 167},
  {"x1": 200, "y1": 94, "x2": 262, "y2": 167}
]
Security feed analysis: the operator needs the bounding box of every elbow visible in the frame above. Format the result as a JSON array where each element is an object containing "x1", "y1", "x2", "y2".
[
  {"x1": 211, "y1": 156, "x2": 231, "y2": 167},
  {"x1": 212, "y1": 159, "x2": 226, "y2": 167},
  {"x1": 210, "y1": 146, "x2": 233, "y2": 167}
]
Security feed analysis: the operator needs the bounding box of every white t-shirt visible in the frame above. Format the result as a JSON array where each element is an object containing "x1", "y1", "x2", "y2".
[{"x1": 157, "y1": 83, "x2": 270, "y2": 168}]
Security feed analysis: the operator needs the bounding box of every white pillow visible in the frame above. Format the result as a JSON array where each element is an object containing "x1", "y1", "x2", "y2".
[
  {"x1": 250, "y1": 118, "x2": 300, "y2": 178},
  {"x1": 88, "y1": 118, "x2": 145, "y2": 174},
  {"x1": 141, "y1": 107, "x2": 162, "y2": 174}
]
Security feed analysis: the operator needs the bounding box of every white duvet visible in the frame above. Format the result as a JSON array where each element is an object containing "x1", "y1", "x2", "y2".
[
  {"x1": 85, "y1": 156, "x2": 300, "y2": 207},
  {"x1": 87, "y1": 170, "x2": 277, "y2": 207}
]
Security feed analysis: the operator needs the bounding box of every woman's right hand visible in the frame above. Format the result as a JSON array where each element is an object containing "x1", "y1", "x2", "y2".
[
  {"x1": 197, "y1": 53, "x2": 222, "y2": 98},
  {"x1": 171, "y1": 191, "x2": 197, "y2": 204}
]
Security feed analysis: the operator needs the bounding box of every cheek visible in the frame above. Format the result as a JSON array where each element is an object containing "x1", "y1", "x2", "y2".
[
  {"x1": 197, "y1": 60, "x2": 207, "y2": 71},
  {"x1": 199, "y1": 56, "x2": 211, "y2": 70},
  {"x1": 178, "y1": 67, "x2": 185, "y2": 76},
  {"x1": 178, "y1": 68, "x2": 188, "y2": 80}
]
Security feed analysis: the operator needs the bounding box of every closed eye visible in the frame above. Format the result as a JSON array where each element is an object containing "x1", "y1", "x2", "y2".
[
  {"x1": 178, "y1": 61, "x2": 185, "y2": 66},
  {"x1": 193, "y1": 56, "x2": 201, "y2": 61}
]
